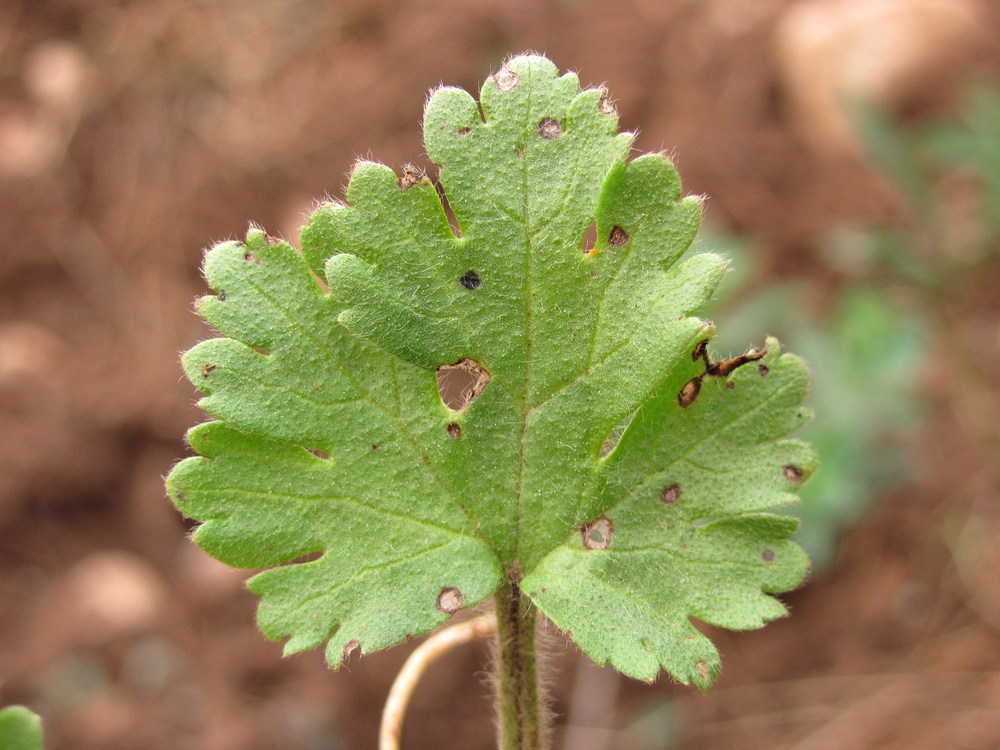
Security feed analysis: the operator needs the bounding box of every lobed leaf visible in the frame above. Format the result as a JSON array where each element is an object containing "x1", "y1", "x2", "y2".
[{"x1": 167, "y1": 54, "x2": 815, "y2": 686}]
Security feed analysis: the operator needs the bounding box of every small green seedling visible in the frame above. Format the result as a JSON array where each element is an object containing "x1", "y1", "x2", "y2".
[{"x1": 167, "y1": 54, "x2": 815, "y2": 749}]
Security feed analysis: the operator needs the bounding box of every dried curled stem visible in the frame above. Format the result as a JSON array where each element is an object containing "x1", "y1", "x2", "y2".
[{"x1": 379, "y1": 614, "x2": 498, "y2": 750}]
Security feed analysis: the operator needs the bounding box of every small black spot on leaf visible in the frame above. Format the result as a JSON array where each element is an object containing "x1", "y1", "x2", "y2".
[
  {"x1": 460, "y1": 271, "x2": 480, "y2": 290},
  {"x1": 447, "y1": 422, "x2": 461, "y2": 439},
  {"x1": 370, "y1": 443, "x2": 379, "y2": 451},
  {"x1": 217, "y1": 290, "x2": 227, "y2": 302},
  {"x1": 758, "y1": 364, "x2": 770, "y2": 377},
  {"x1": 243, "y1": 251, "x2": 261, "y2": 265}
]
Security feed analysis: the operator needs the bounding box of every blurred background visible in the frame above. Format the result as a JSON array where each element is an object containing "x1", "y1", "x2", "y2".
[{"x1": 2, "y1": 0, "x2": 1000, "y2": 748}]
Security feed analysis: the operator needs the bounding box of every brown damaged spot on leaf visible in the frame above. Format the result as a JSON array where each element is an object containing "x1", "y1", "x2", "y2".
[
  {"x1": 493, "y1": 65, "x2": 519, "y2": 92},
  {"x1": 397, "y1": 163, "x2": 424, "y2": 189},
  {"x1": 447, "y1": 422, "x2": 461, "y2": 439},
  {"x1": 660, "y1": 483, "x2": 683, "y2": 505},
  {"x1": 608, "y1": 225, "x2": 628, "y2": 247},
  {"x1": 217, "y1": 289, "x2": 227, "y2": 302},
  {"x1": 305, "y1": 447, "x2": 330, "y2": 461},
  {"x1": 581, "y1": 516, "x2": 613, "y2": 550},
  {"x1": 457, "y1": 126, "x2": 472, "y2": 137},
  {"x1": 784, "y1": 464, "x2": 805, "y2": 483},
  {"x1": 437, "y1": 358, "x2": 491, "y2": 412},
  {"x1": 598, "y1": 92, "x2": 617, "y2": 116},
  {"x1": 243, "y1": 251, "x2": 262, "y2": 265},
  {"x1": 538, "y1": 117, "x2": 561, "y2": 140},
  {"x1": 370, "y1": 443, "x2": 379, "y2": 451},
  {"x1": 706, "y1": 347, "x2": 767, "y2": 377},
  {"x1": 201, "y1": 363, "x2": 216, "y2": 377},
  {"x1": 436, "y1": 587, "x2": 464, "y2": 614},
  {"x1": 762, "y1": 549, "x2": 776, "y2": 563},
  {"x1": 678, "y1": 376, "x2": 702, "y2": 408},
  {"x1": 696, "y1": 661, "x2": 710, "y2": 683},
  {"x1": 342, "y1": 640, "x2": 361, "y2": 663},
  {"x1": 758, "y1": 364, "x2": 770, "y2": 377}
]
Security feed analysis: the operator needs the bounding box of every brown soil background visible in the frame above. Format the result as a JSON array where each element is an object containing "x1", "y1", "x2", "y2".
[{"x1": 3, "y1": 1, "x2": 1000, "y2": 749}]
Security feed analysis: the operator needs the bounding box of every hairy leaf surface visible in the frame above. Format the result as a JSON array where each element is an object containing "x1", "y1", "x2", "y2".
[
  {"x1": 167, "y1": 54, "x2": 815, "y2": 687},
  {"x1": 0, "y1": 706, "x2": 43, "y2": 750}
]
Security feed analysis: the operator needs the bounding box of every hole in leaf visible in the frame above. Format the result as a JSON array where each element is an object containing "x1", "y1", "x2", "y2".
[
  {"x1": 436, "y1": 587, "x2": 464, "y2": 613},
  {"x1": 493, "y1": 65, "x2": 519, "y2": 92},
  {"x1": 253, "y1": 347, "x2": 271, "y2": 357},
  {"x1": 447, "y1": 422, "x2": 461, "y2": 439},
  {"x1": 661, "y1": 483, "x2": 682, "y2": 505},
  {"x1": 460, "y1": 271, "x2": 480, "y2": 290},
  {"x1": 457, "y1": 126, "x2": 472, "y2": 137},
  {"x1": 370, "y1": 443, "x2": 380, "y2": 451},
  {"x1": 725, "y1": 381, "x2": 735, "y2": 390},
  {"x1": 538, "y1": 117, "x2": 561, "y2": 140},
  {"x1": 581, "y1": 222, "x2": 597, "y2": 256},
  {"x1": 762, "y1": 549, "x2": 776, "y2": 563},
  {"x1": 243, "y1": 251, "x2": 262, "y2": 265},
  {"x1": 305, "y1": 447, "x2": 330, "y2": 461},
  {"x1": 678, "y1": 376, "x2": 702, "y2": 408},
  {"x1": 397, "y1": 163, "x2": 424, "y2": 189},
  {"x1": 437, "y1": 359, "x2": 490, "y2": 412},
  {"x1": 201, "y1": 363, "x2": 216, "y2": 377},
  {"x1": 581, "y1": 516, "x2": 613, "y2": 549},
  {"x1": 608, "y1": 226, "x2": 628, "y2": 247},
  {"x1": 784, "y1": 464, "x2": 805, "y2": 483},
  {"x1": 217, "y1": 289, "x2": 227, "y2": 301},
  {"x1": 758, "y1": 364, "x2": 770, "y2": 377}
]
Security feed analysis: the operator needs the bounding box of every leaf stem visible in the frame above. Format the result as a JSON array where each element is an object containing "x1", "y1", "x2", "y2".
[{"x1": 495, "y1": 574, "x2": 544, "y2": 750}]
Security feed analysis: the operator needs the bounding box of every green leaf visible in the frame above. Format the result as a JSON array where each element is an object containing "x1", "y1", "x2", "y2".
[
  {"x1": 167, "y1": 54, "x2": 814, "y2": 687},
  {"x1": 0, "y1": 706, "x2": 43, "y2": 750}
]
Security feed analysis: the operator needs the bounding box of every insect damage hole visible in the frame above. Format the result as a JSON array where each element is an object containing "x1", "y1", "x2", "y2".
[
  {"x1": 581, "y1": 222, "x2": 597, "y2": 256},
  {"x1": 436, "y1": 587, "x2": 464, "y2": 614},
  {"x1": 581, "y1": 516, "x2": 613, "y2": 550},
  {"x1": 436, "y1": 358, "x2": 490, "y2": 412},
  {"x1": 538, "y1": 117, "x2": 561, "y2": 140},
  {"x1": 460, "y1": 270, "x2": 480, "y2": 289},
  {"x1": 446, "y1": 422, "x2": 461, "y2": 439}
]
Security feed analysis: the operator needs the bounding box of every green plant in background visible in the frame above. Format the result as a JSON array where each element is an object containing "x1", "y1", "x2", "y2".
[
  {"x1": 166, "y1": 54, "x2": 815, "y2": 749},
  {"x1": 0, "y1": 706, "x2": 43, "y2": 750},
  {"x1": 849, "y1": 83, "x2": 1000, "y2": 290}
]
